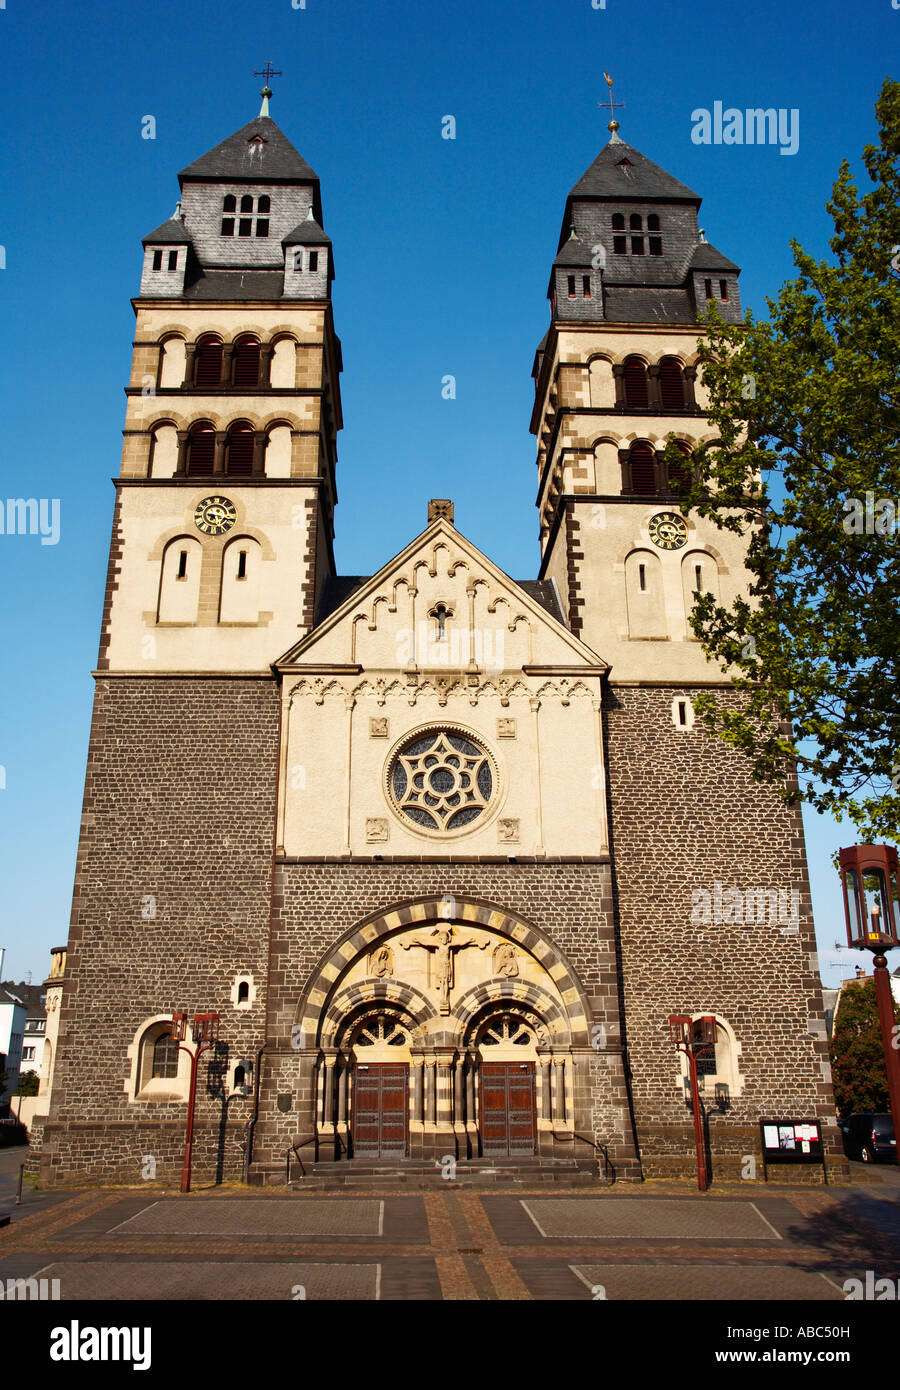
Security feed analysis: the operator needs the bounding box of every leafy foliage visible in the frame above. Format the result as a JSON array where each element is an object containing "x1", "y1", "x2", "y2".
[
  {"x1": 665, "y1": 79, "x2": 900, "y2": 840},
  {"x1": 829, "y1": 976, "x2": 900, "y2": 1114}
]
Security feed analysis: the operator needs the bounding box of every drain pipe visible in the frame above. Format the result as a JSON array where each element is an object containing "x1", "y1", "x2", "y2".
[{"x1": 242, "y1": 1040, "x2": 270, "y2": 1184}]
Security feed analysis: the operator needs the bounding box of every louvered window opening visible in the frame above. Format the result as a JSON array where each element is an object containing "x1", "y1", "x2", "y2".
[
  {"x1": 187, "y1": 425, "x2": 215, "y2": 476},
  {"x1": 659, "y1": 358, "x2": 686, "y2": 410},
  {"x1": 623, "y1": 357, "x2": 649, "y2": 409},
  {"x1": 226, "y1": 425, "x2": 255, "y2": 477},
  {"x1": 195, "y1": 339, "x2": 223, "y2": 388},
  {"x1": 629, "y1": 444, "x2": 657, "y2": 495},
  {"x1": 232, "y1": 338, "x2": 261, "y2": 388}
]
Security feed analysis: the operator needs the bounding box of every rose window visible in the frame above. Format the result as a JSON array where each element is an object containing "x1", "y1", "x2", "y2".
[{"x1": 388, "y1": 729, "x2": 495, "y2": 832}]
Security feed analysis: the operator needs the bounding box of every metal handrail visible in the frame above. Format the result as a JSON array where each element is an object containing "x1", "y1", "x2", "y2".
[
  {"x1": 570, "y1": 1131, "x2": 613, "y2": 1183},
  {"x1": 285, "y1": 1134, "x2": 317, "y2": 1185}
]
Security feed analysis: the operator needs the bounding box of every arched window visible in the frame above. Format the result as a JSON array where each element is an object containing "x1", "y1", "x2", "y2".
[
  {"x1": 629, "y1": 213, "x2": 643, "y2": 230},
  {"x1": 223, "y1": 194, "x2": 236, "y2": 213},
  {"x1": 225, "y1": 422, "x2": 255, "y2": 477},
  {"x1": 240, "y1": 194, "x2": 254, "y2": 213},
  {"x1": 659, "y1": 357, "x2": 687, "y2": 410},
  {"x1": 647, "y1": 214, "x2": 660, "y2": 231},
  {"x1": 152, "y1": 1033, "x2": 179, "y2": 1079},
  {"x1": 623, "y1": 355, "x2": 649, "y2": 409},
  {"x1": 627, "y1": 442, "x2": 657, "y2": 494},
  {"x1": 194, "y1": 336, "x2": 223, "y2": 388},
  {"x1": 186, "y1": 422, "x2": 215, "y2": 476},
  {"x1": 667, "y1": 441, "x2": 692, "y2": 490},
  {"x1": 257, "y1": 195, "x2": 270, "y2": 214},
  {"x1": 232, "y1": 335, "x2": 261, "y2": 389},
  {"x1": 237, "y1": 981, "x2": 250, "y2": 1004},
  {"x1": 611, "y1": 213, "x2": 625, "y2": 231}
]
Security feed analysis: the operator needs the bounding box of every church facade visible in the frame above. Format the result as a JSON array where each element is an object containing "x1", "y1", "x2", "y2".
[{"x1": 30, "y1": 98, "x2": 844, "y2": 1186}]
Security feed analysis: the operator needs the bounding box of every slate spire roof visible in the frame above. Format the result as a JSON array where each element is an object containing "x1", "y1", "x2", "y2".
[
  {"x1": 178, "y1": 115, "x2": 319, "y2": 184},
  {"x1": 567, "y1": 137, "x2": 701, "y2": 205}
]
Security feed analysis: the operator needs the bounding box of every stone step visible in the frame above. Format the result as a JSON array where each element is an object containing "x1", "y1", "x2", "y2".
[{"x1": 249, "y1": 1156, "x2": 603, "y2": 1189}]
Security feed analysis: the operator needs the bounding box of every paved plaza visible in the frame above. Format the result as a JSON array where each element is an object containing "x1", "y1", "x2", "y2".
[{"x1": 1, "y1": 1148, "x2": 899, "y2": 1301}]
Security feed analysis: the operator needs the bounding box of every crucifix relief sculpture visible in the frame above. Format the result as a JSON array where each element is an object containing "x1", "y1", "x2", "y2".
[{"x1": 398, "y1": 925, "x2": 489, "y2": 1013}]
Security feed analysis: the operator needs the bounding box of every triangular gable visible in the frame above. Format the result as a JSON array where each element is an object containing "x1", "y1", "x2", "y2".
[{"x1": 275, "y1": 517, "x2": 608, "y2": 674}]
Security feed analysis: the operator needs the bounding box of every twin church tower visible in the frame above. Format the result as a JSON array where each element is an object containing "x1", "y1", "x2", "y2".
[{"x1": 30, "y1": 91, "x2": 842, "y2": 1184}]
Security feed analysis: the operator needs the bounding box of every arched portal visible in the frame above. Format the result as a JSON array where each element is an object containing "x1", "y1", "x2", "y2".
[{"x1": 293, "y1": 895, "x2": 593, "y2": 1163}]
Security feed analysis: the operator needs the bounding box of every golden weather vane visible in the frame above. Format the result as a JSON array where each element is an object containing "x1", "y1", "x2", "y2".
[{"x1": 599, "y1": 72, "x2": 625, "y2": 136}]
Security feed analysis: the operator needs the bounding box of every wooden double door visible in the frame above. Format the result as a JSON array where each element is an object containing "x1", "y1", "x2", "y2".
[
  {"x1": 351, "y1": 1063, "x2": 408, "y2": 1158},
  {"x1": 480, "y1": 1061, "x2": 537, "y2": 1157}
]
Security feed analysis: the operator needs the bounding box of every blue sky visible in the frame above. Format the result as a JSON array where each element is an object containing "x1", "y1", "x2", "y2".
[{"x1": 0, "y1": 0, "x2": 894, "y2": 987}]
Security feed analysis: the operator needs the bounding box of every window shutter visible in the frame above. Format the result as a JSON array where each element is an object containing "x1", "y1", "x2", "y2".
[
  {"x1": 226, "y1": 424, "x2": 255, "y2": 476},
  {"x1": 623, "y1": 357, "x2": 649, "y2": 408},
  {"x1": 629, "y1": 443, "x2": 656, "y2": 494}
]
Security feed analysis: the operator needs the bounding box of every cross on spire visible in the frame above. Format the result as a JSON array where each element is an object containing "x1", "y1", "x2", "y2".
[
  {"x1": 599, "y1": 72, "x2": 625, "y2": 139},
  {"x1": 254, "y1": 63, "x2": 282, "y2": 117}
]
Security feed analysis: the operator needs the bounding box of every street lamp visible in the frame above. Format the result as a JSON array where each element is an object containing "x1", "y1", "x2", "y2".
[
  {"x1": 838, "y1": 845, "x2": 900, "y2": 1175},
  {"x1": 170, "y1": 1010, "x2": 221, "y2": 1194},
  {"x1": 669, "y1": 1013, "x2": 718, "y2": 1191}
]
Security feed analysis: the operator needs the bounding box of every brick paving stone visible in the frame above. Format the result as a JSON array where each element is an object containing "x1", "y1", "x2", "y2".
[
  {"x1": 423, "y1": 1194, "x2": 479, "y2": 1300},
  {"x1": 106, "y1": 1198, "x2": 385, "y2": 1237},
  {"x1": 34, "y1": 1260, "x2": 381, "y2": 1301},
  {"x1": 519, "y1": 1197, "x2": 782, "y2": 1241},
  {"x1": 567, "y1": 1263, "x2": 844, "y2": 1301}
]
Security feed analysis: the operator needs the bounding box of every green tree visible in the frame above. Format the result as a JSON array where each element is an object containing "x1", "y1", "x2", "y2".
[
  {"x1": 13, "y1": 1069, "x2": 40, "y2": 1097},
  {"x1": 665, "y1": 78, "x2": 900, "y2": 840},
  {"x1": 829, "y1": 977, "x2": 900, "y2": 1114}
]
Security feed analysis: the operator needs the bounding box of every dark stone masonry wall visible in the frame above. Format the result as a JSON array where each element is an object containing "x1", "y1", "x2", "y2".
[
  {"x1": 33, "y1": 677, "x2": 279, "y2": 1185},
  {"x1": 603, "y1": 683, "x2": 846, "y2": 1181},
  {"x1": 250, "y1": 861, "x2": 638, "y2": 1179},
  {"x1": 31, "y1": 674, "x2": 847, "y2": 1187}
]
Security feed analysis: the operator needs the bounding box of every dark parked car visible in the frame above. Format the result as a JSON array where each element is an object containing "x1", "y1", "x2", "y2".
[{"x1": 840, "y1": 1112, "x2": 896, "y2": 1162}]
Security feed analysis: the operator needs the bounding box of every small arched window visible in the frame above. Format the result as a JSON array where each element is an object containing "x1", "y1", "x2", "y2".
[
  {"x1": 237, "y1": 981, "x2": 250, "y2": 1004},
  {"x1": 629, "y1": 213, "x2": 643, "y2": 230},
  {"x1": 628, "y1": 442, "x2": 657, "y2": 495},
  {"x1": 152, "y1": 1033, "x2": 179, "y2": 1079},
  {"x1": 611, "y1": 213, "x2": 625, "y2": 231},
  {"x1": 194, "y1": 336, "x2": 223, "y2": 388},
  {"x1": 232, "y1": 335, "x2": 261, "y2": 389},
  {"x1": 226, "y1": 422, "x2": 255, "y2": 477},
  {"x1": 223, "y1": 195, "x2": 237, "y2": 213},
  {"x1": 647, "y1": 214, "x2": 660, "y2": 231},
  {"x1": 257, "y1": 195, "x2": 271, "y2": 214},
  {"x1": 186, "y1": 422, "x2": 216, "y2": 476},
  {"x1": 623, "y1": 355, "x2": 649, "y2": 409},
  {"x1": 240, "y1": 194, "x2": 254, "y2": 213},
  {"x1": 659, "y1": 356, "x2": 687, "y2": 410}
]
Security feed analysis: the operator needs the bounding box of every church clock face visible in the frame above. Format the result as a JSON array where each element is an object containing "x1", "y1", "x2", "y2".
[
  {"x1": 648, "y1": 511, "x2": 688, "y2": 551},
  {"x1": 194, "y1": 496, "x2": 237, "y2": 536}
]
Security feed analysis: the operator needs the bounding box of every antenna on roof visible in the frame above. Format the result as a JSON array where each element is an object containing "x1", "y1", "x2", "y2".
[{"x1": 600, "y1": 73, "x2": 625, "y2": 143}]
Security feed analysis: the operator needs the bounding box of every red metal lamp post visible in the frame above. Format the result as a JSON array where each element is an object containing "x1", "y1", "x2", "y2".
[
  {"x1": 171, "y1": 1010, "x2": 221, "y2": 1194},
  {"x1": 838, "y1": 844, "x2": 900, "y2": 1175},
  {"x1": 669, "y1": 1014, "x2": 718, "y2": 1191}
]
